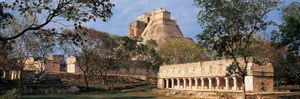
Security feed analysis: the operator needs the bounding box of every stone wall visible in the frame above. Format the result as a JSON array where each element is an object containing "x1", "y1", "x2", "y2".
[
  {"x1": 128, "y1": 8, "x2": 185, "y2": 43},
  {"x1": 253, "y1": 76, "x2": 274, "y2": 92},
  {"x1": 128, "y1": 21, "x2": 146, "y2": 38},
  {"x1": 157, "y1": 58, "x2": 275, "y2": 93},
  {"x1": 158, "y1": 59, "x2": 234, "y2": 78},
  {"x1": 158, "y1": 59, "x2": 274, "y2": 78},
  {"x1": 153, "y1": 89, "x2": 243, "y2": 99},
  {"x1": 154, "y1": 89, "x2": 300, "y2": 99},
  {"x1": 251, "y1": 63, "x2": 274, "y2": 77},
  {"x1": 66, "y1": 56, "x2": 76, "y2": 73}
]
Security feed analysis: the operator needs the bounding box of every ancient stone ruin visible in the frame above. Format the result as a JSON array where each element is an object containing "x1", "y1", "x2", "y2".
[
  {"x1": 128, "y1": 8, "x2": 190, "y2": 43},
  {"x1": 127, "y1": 8, "x2": 280, "y2": 98},
  {"x1": 157, "y1": 59, "x2": 274, "y2": 98},
  {"x1": 128, "y1": 8, "x2": 276, "y2": 98}
]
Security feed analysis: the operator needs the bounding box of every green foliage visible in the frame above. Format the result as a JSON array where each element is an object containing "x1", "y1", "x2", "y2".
[
  {"x1": 0, "y1": 42, "x2": 14, "y2": 69},
  {"x1": 0, "y1": 0, "x2": 114, "y2": 42},
  {"x1": 280, "y1": 2, "x2": 300, "y2": 61},
  {"x1": 137, "y1": 40, "x2": 163, "y2": 73},
  {"x1": 61, "y1": 28, "x2": 162, "y2": 89},
  {"x1": 2, "y1": 88, "x2": 21, "y2": 99},
  {"x1": 195, "y1": 0, "x2": 278, "y2": 78},
  {"x1": 157, "y1": 38, "x2": 204, "y2": 64},
  {"x1": 0, "y1": 4, "x2": 13, "y2": 29},
  {"x1": 0, "y1": 0, "x2": 114, "y2": 81},
  {"x1": 271, "y1": 2, "x2": 300, "y2": 84}
]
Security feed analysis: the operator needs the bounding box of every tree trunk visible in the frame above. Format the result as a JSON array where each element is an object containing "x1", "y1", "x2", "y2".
[
  {"x1": 83, "y1": 73, "x2": 89, "y2": 91},
  {"x1": 100, "y1": 75, "x2": 105, "y2": 85},
  {"x1": 104, "y1": 75, "x2": 110, "y2": 89},
  {"x1": 99, "y1": 72, "x2": 108, "y2": 89},
  {"x1": 242, "y1": 77, "x2": 246, "y2": 99},
  {"x1": 18, "y1": 69, "x2": 23, "y2": 89}
]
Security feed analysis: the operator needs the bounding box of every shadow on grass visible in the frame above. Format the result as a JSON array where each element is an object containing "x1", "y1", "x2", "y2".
[
  {"x1": 86, "y1": 96, "x2": 155, "y2": 99},
  {"x1": 22, "y1": 96, "x2": 156, "y2": 99}
]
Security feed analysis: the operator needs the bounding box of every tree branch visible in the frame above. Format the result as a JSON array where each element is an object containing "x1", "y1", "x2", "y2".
[{"x1": 0, "y1": 0, "x2": 70, "y2": 42}]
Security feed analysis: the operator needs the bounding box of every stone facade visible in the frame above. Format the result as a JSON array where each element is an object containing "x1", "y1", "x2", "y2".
[
  {"x1": 1, "y1": 55, "x2": 82, "y2": 80},
  {"x1": 66, "y1": 56, "x2": 76, "y2": 73},
  {"x1": 157, "y1": 59, "x2": 274, "y2": 94},
  {"x1": 128, "y1": 8, "x2": 190, "y2": 43},
  {"x1": 22, "y1": 57, "x2": 46, "y2": 73}
]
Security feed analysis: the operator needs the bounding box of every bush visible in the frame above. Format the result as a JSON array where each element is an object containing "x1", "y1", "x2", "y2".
[{"x1": 2, "y1": 88, "x2": 21, "y2": 99}]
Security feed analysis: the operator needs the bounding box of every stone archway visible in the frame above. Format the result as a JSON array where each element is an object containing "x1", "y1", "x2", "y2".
[
  {"x1": 219, "y1": 77, "x2": 226, "y2": 90},
  {"x1": 203, "y1": 78, "x2": 209, "y2": 89},
  {"x1": 163, "y1": 79, "x2": 166, "y2": 88},
  {"x1": 179, "y1": 79, "x2": 184, "y2": 88}
]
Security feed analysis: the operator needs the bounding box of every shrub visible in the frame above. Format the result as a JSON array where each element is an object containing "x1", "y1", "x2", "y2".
[{"x1": 2, "y1": 88, "x2": 21, "y2": 99}]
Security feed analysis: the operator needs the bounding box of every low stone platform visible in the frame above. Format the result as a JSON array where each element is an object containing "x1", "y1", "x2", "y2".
[
  {"x1": 246, "y1": 92, "x2": 300, "y2": 99},
  {"x1": 153, "y1": 89, "x2": 300, "y2": 99},
  {"x1": 153, "y1": 89, "x2": 243, "y2": 99}
]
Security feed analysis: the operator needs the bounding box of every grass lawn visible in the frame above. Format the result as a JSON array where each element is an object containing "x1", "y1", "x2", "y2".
[{"x1": 21, "y1": 91, "x2": 185, "y2": 99}]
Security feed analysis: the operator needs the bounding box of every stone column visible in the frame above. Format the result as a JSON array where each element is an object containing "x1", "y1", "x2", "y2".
[
  {"x1": 225, "y1": 77, "x2": 229, "y2": 90},
  {"x1": 201, "y1": 78, "x2": 204, "y2": 89},
  {"x1": 194, "y1": 78, "x2": 198, "y2": 89},
  {"x1": 189, "y1": 78, "x2": 192, "y2": 89},
  {"x1": 11, "y1": 71, "x2": 15, "y2": 80},
  {"x1": 2, "y1": 71, "x2": 5, "y2": 78},
  {"x1": 13, "y1": 71, "x2": 16, "y2": 80},
  {"x1": 158, "y1": 78, "x2": 163, "y2": 88},
  {"x1": 166, "y1": 78, "x2": 169, "y2": 88},
  {"x1": 233, "y1": 77, "x2": 237, "y2": 90},
  {"x1": 216, "y1": 77, "x2": 220, "y2": 90},
  {"x1": 177, "y1": 78, "x2": 180, "y2": 89},
  {"x1": 183, "y1": 78, "x2": 186, "y2": 89},
  {"x1": 208, "y1": 78, "x2": 212, "y2": 90},
  {"x1": 17, "y1": 71, "x2": 20, "y2": 79},
  {"x1": 171, "y1": 78, "x2": 174, "y2": 88}
]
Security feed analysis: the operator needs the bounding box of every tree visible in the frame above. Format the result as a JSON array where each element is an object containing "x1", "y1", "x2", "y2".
[
  {"x1": 136, "y1": 40, "x2": 163, "y2": 79},
  {"x1": 194, "y1": 0, "x2": 278, "y2": 96},
  {"x1": 157, "y1": 38, "x2": 204, "y2": 64},
  {"x1": 272, "y1": 2, "x2": 300, "y2": 84},
  {"x1": 0, "y1": 0, "x2": 114, "y2": 42},
  {"x1": 61, "y1": 28, "x2": 108, "y2": 90},
  {"x1": 0, "y1": 0, "x2": 114, "y2": 85},
  {"x1": 13, "y1": 31, "x2": 55, "y2": 87},
  {"x1": 249, "y1": 35, "x2": 288, "y2": 83},
  {"x1": 96, "y1": 35, "x2": 139, "y2": 90},
  {"x1": 61, "y1": 28, "x2": 140, "y2": 90},
  {"x1": 0, "y1": 42, "x2": 16, "y2": 81},
  {"x1": 0, "y1": 15, "x2": 55, "y2": 87},
  {"x1": 281, "y1": 2, "x2": 300, "y2": 61}
]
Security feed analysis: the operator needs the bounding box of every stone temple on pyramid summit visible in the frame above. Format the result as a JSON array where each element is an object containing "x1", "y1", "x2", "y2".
[{"x1": 128, "y1": 8, "x2": 191, "y2": 43}]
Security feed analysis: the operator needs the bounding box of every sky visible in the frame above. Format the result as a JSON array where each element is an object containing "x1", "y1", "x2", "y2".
[
  {"x1": 82, "y1": 0, "x2": 202, "y2": 39},
  {"x1": 70, "y1": 0, "x2": 299, "y2": 40},
  {"x1": 1, "y1": 0, "x2": 298, "y2": 40}
]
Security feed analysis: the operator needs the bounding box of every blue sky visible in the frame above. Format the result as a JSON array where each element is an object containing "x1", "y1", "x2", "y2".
[
  {"x1": 1, "y1": 0, "x2": 298, "y2": 40},
  {"x1": 82, "y1": 0, "x2": 201, "y2": 39},
  {"x1": 81, "y1": 0, "x2": 298, "y2": 40}
]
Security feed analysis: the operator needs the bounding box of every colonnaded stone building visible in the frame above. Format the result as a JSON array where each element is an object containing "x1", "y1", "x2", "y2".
[
  {"x1": 128, "y1": 8, "x2": 191, "y2": 43},
  {"x1": 128, "y1": 8, "x2": 276, "y2": 98},
  {"x1": 157, "y1": 59, "x2": 274, "y2": 98}
]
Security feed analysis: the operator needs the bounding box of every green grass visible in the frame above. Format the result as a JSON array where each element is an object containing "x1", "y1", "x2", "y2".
[{"x1": 21, "y1": 91, "x2": 184, "y2": 99}]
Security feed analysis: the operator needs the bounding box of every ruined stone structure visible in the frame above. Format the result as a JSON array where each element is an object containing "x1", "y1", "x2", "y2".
[
  {"x1": 0, "y1": 55, "x2": 81, "y2": 80},
  {"x1": 128, "y1": 8, "x2": 189, "y2": 43},
  {"x1": 66, "y1": 56, "x2": 76, "y2": 73},
  {"x1": 157, "y1": 59, "x2": 274, "y2": 94}
]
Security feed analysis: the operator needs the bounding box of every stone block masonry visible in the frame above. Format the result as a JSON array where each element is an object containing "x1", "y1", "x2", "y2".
[
  {"x1": 157, "y1": 59, "x2": 274, "y2": 93},
  {"x1": 128, "y1": 8, "x2": 190, "y2": 43}
]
